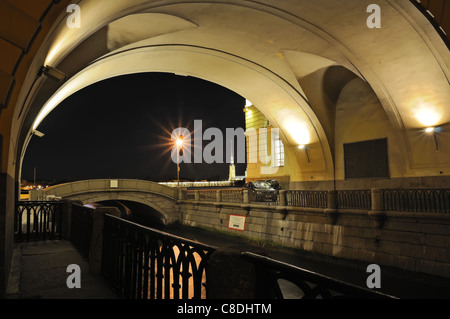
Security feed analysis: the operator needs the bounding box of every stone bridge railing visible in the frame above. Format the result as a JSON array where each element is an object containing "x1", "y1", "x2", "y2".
[{"x1": 39, "y1": 179, "x2": 178, "y2": 200}]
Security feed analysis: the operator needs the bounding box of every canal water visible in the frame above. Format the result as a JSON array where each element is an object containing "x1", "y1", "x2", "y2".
[{"x1": 99, "y1": 200, "x2": 450, "y2": 299}]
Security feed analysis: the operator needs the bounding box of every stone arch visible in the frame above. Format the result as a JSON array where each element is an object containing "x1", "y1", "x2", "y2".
[
  {"x1": 76, "y1": 194, "x2": 172, "y2": 226},
  {"x1": 42, "y1": 179, "x2": 180, "y2": 225}
]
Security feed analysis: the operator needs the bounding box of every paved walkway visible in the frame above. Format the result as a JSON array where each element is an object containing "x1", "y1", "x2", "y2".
[{"x1": 6, "y1": 240, "x2": 118, "y2": 299}]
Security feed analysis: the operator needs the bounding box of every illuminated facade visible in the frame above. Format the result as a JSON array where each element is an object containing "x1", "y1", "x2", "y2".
[{"x1": 244, "y1": 102, "x2": 289, "y2": 187}]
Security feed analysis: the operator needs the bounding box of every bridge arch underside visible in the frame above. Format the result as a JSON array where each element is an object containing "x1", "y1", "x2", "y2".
[
  {"x1": 65, "y1": 191, "x2": 179, "y2": 226},
  {"x1": 95, "y1": 199, "x2": 166, "y2": 229},
  {"x1": 12, "y1": 0, "x2": 450, "y2": 190}
]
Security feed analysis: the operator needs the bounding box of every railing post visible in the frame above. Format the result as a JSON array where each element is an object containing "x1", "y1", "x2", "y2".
[
  {"x1": 206, "y1": 246, "x2": 269, "y2": 299},
  {"x1": 371, "y1": 188, "x2": 383, "y2": 211},
  {"x1": 63, "y1": 199, "x2": 80, "y2": 241},
  {"x1": 178, "y1": 189, "x2": 185, "y2": 201},
  {"x1": 327, "y1": 190, "x2": 337, "y2": 210},
  {"x1": 324, "y1": 190, "x2": 338, "y2": 224},
  {"x1": 194, "y1": 190, "x2": 200, "y2": 201},
  {"x1": 279, "y1": 190, "x2": 287, "y2": 206},
  {"x1": 368, "y1": 188, "x2": 386, "y2": 229},
  {"x1": 89, "y1": 207, "x2": 121, "y2": 275},
  {"x1": 243, "y1": 189, "x2": 249, "y2": 204},
  {"x1": 216, "y1": 190, "x2": 222, "y2": 203}
]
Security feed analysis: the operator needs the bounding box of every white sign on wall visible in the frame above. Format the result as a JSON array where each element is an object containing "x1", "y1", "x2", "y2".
[{"x1": 228, "y1": 214, "x2": 246, "y2": 231}]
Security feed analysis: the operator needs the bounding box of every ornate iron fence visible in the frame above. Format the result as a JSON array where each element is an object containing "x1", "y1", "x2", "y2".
[
  {"x1": 382, "y1": 189, "x2": 450, "y2": 213},
  {"x1": 242, "y1": 252, "x2": 395, "y2": 299},
  {"x1": 336, "y1": 190, "x2": 371, "y2": 210},
  {"x1": 286, "y1": 190, "x2": 327, "y2": 208},
  {"x1": 70, "y1": 203, "x2": 94, "y2": 259},
  {"x1": 15, "y1": 201, "x2": 64, "y2": 242},
  {"x1": 101, "y1": 214, "x2": 217, "y2": 299}
]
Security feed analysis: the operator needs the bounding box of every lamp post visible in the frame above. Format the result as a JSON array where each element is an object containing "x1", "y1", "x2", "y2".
[{"x1": 176, "y1": 136, "x2": 183, "y2": 187}]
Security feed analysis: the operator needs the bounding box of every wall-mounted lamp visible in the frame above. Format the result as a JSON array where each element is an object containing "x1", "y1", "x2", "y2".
[
  {"x1": 18, "y1": 65, "x2": 67, "y2": 118},
  {"x1": 298, "y1": 144, "x2": 310, "y2": 163},
  {"x1": 40, "y1": 65, "x2": 67, "y2": 82},
  {"x1": 425, "y1": 126, "x2": 439, "y2": 151},
  {"x1": 32, "y1": 130, "x2": 45, "y2": 138}
]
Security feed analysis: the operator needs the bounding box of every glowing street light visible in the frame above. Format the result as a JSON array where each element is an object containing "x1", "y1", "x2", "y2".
[{"x1": 176, "y1": 136, "x2": 183, "y2": 187}]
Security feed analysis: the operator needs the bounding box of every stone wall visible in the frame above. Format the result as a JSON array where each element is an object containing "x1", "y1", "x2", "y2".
[
  {"x1": 0, "y1": 173, "x2": 15, "y2": 298},
  {"x1": 178, "y1": 200, "x2": 450, "y2": 279}
]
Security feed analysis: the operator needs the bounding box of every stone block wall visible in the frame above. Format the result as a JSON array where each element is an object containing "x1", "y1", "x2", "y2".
[{"x1": 179, "y1": 201, "x2": 450, "y2": 279}]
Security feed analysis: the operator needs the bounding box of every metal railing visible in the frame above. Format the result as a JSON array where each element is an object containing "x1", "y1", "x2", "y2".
[
  {"x1": 101, "y1": 214, "x2": 217, "y2": 299},
  {"x1": 15, "y1": 201, "x2": 64, "y2": 242},
  {"x1": 242, "y1": 252, "x2": 395, "y2": 299},
  {"x1": 382, "y1": 188, "x2": 450, "y2": 214},
  {"x1": 70, "y1": 203, "x2": 94, "y2": 259},
  {"x1": 248, "y1": 189, "x2": 279, "y2": 205},
  {"x1": 221, "y1": 189, "x2": 243, "y2": 203},
  {"x1": 183, "y1": 187, "x2": 450, "y2": 215},
  {"x1": 336, "y1": 190, "x2": 372, "y2": 210},
  {"x1": 286, "y1": 190, "x2": 327, "y2": 208}
]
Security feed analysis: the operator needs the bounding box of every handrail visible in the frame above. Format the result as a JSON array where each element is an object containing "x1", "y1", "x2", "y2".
[
  {"x1": 382, "y1": 188, "x2": 450, "y2": 213},
  {"x1": 101, "y1": 214, "x2": 217, "y2": 299},
  {"x1": 15, "y1": 201, "x2": 64, "y2": 242},
  {"x1": 241, "y1": 252, "x2": 397, "y2": 299},
  {"x1": 70, "y1": 203, "x2": 95, "y2": 259}
]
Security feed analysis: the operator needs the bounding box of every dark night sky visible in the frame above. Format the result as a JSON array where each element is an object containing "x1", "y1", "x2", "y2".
[{"x1": 22, "y1": 72, "x2": 247, "y2": 183}]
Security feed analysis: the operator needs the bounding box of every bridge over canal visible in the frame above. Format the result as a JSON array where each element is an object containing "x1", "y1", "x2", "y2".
[{"x1": 40, "y1": 179, "x2": 180, "y2": 225}]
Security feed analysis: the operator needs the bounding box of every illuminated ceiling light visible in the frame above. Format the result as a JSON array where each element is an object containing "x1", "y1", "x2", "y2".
[
  {"x1": 285, "y1": 121, "x2": 311, "y2": 146},
  {"x1": 298, "y1": 144, "x2": 306, "y2": 149},
  {"x1": 414, "y1": 103, "x2": 442, "y2": 127},
  {"x1": 245, "y1": 99, "x2": 253, "y2": 107},
  {"x1": 425, "y1": 127, "x2": 435, "y2": 133}
]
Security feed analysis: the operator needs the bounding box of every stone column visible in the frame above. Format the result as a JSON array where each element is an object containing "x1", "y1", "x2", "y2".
[
  {"x1": 278, "y1": 190, "x2": 287, "y2": 206},
  {"x1": 243, "y1": 189, "x2": 249, "y2": 204},
  {"x1": 178, "y1": 189, "x2": 185, "y2": 201},
  {"x1": 89, "y1": 207, "x2": 121, "y2": 275},
  {"x1": 216, "y1": 190, "x2": 222, "y2": 203},
  {"x1": 324, "y1": 190, "x2": 338, "y2": 225},
  {"x1": 368, "y1": 188, "x2": 386, "y2": 229},
  {"x1": 206, "y1": 246, "x2": 270, "y2": 299}
]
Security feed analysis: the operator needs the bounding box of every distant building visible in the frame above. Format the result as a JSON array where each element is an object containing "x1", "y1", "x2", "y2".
[{"x1": 244, "y1": 101, "x2": 288, "y2": 187}]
